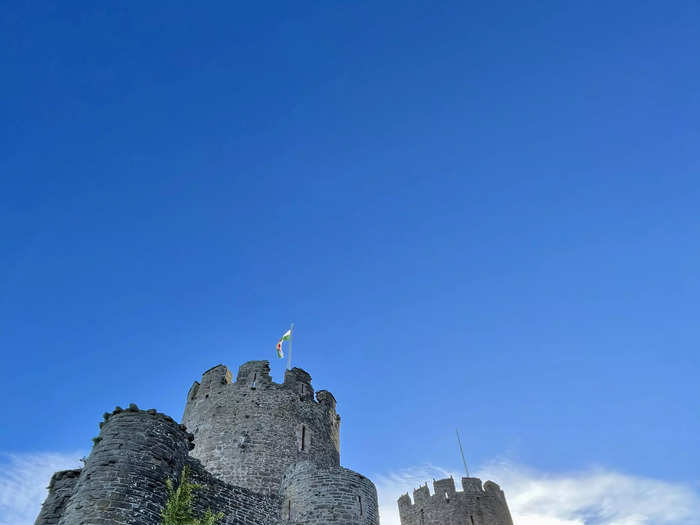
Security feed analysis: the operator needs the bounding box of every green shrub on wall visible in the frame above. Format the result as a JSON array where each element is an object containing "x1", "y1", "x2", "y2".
[{"x1": 161, "y1": 465, "x2": 224, "y2": 525}]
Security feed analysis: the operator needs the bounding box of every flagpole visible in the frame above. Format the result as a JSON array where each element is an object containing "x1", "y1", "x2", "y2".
[
  {"x1": 287, "y1": 323, "x2": 294, "y2": 370},
  {"x1": 456, "y1": 428, "x2": 470, "y2": 478}
]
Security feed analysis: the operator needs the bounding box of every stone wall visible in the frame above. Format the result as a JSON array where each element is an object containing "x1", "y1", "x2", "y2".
[
  {"x1": 33, "y1": 359, "x2": 386, "y2": 525},
  {"x1": 182, "y1": 361, "x2": 341, "y2": 496},
  {"x1": 57, "y1": 405, "x2": 193, "y2": 525},
  {"x1": 186, "y1": 457, "x2": 281, "y2": 525},
  {"x1": 37, "y1": 404, "x2": 283, "y2": 525},
  {"x1": 34, "y1": 469, "x2": 81, "y2": 525},
  {"x1": 398, "y1": 477, "x2": 514, "y2": 525},
  {"x1": 279, "y1": 461, "x2": 379, "y2": 525}
]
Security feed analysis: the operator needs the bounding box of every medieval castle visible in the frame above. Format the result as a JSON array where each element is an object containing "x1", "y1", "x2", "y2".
[{"x1": 35, "y1": 359, "x2": 513, "y2": 525}]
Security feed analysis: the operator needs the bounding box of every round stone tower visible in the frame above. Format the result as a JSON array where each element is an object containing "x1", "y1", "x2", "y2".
[
  {"x1": 181, "y1": 360, "x2": 341, "y2": 496},
  {"x1": 58, "y1": 405, "x2": 193, "y2": 525},
  {"x1": 280, "y1": 461, "x2": 379, "y2": 525}
]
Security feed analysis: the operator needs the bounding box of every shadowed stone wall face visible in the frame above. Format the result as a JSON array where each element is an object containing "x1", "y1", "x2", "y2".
[
  {"x1": 57, "y1": 406, "x2": 193, "y2": 525},
  {"x1": 280, "y1": 461, "x2": 379, "y2": 525},
  {"x1": 40, "y1": 404, "x2": 283, "y2": 525},
  {"x1": 397, "y1": 477, "x2": 513, "y2": 525},
  {"x1": 186, "y1": 457, "x2": 281, "y2": 525},
  {"x1": 34, "y1": 469, "x2": 81, "y2": 525},
  {"x1": 182, "y1": 362, "x2": 341, "y2": 496}
]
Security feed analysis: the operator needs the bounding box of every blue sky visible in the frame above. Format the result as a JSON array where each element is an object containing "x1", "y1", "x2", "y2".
[{"x1": 1, "y1": 2, "x2": 699, "y2": 524}]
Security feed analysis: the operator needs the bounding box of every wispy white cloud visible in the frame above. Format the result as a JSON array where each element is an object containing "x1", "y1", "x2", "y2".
[
  {"x1": 375, "y1": 461, "x2": 700, "y2": 525},
  {"x1": 375, "y1": 464, "x2": 454, "y2": 525},
  {"x1": 3, "y1": 451, "x2": 697, "y2": 525},
  {"x1": 0, "y1": 451, "x2": 84, "y2": 525}
]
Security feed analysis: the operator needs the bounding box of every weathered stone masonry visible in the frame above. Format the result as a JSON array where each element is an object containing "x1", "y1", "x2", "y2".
[
  {"x1": 35, "y1": 358, "x2": 514, "y2": 525},
  {"x1": 182, "y1": 362, "x2": 341, "y2": 496},
  {"x1": 397, "y1": 477, "x2": 513, "y2": 525},
  {"x1": 34, "y1": 360, "x2": 381, "y2": 525},
  {"x1": 34, "y1": 469, "x2": 80, "y2": 525},
  {"x1": 280, "y1": 461, "x2": 379, "y2": 525}
]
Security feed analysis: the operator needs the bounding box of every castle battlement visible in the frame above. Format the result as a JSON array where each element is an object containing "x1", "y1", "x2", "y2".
[
  {"x1": 399, "y1": 477, "x2": 506, "y2": 507},
  {"x1": 186, "y1": 361, "x2": 337, "y2": 410},
  {"x1": 35, "y1": 359, "x2": 381, "y2": 525},
  {"x1": 182, "y1": 361, "x2": 342, "y2": 496},
  {"x1": 398, "y1": 477, "x2": 513, "y2": 525},
  {"x1": 34, "y1": 355, "x2": 511, "y2": 525}
]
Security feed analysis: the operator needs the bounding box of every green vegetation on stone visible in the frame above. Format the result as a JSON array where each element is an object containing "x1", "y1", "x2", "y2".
[{"x1": 161, "y1": 465, "x2": 224, "y2": 525}]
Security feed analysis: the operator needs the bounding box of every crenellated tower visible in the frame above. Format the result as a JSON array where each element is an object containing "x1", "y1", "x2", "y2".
[
  {"x1": 34, "y1": 357, "x2": 383, "y2": 525},
  {"x1": 398, "y1": 476, "x2": 513, "y2": 525},
  {"x1": 182, "y1": 360, "x2": 342, "y2": 496}
]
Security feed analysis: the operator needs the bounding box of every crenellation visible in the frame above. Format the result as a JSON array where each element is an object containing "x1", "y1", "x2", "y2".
[
  {"x1": 284, "y1": 367, "x2": 314, "y2": 400},
  {"x1": 182, "y1": 360, "x2": 342, "y2": 496},
  {"x1": 484, "y1": 480, "x2": 502, "y2": 494},
  {"x1": 463, "y1": 476, "x2": 484, "y2": 492},
  {"x1": 434, "y1": 477, "x2": 457, "y2": 500},
  {"x1": 398, "y1": 477, "x2": 513, "y2": 525},
  {"x1": 187, "y1": 381, "x2": 200, "y2": 401},
  {"x1": 284, "y1": 367, "x2": 312, "y2": 385},
  {"x1": 34, "y1": 354, "x2": 508, "y2": 525},
  {"x1": 236, "y1": 360, "x2": 272, "y2": 386},
  {"x1": 202, "y1": 364, "x2": 233, "y2": 388},
  {"x1": 413, "y1": 484, "x2": 431, "y2": 504},
  {"x1": 316, "y1": 389, "x2": 337, "y2": 410},
  {"x1": 398, "y1": 492, "x2": 413, "y2": 516}
]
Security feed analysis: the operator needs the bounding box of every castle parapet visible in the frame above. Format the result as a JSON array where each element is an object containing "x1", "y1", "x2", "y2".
[
  {"x1": 484, "y1": 480, "x2": 503, "y2": 496},
  {"x1": 463, "y1": 476, "x2": 484, "y2": 492},
  {"x1": 236, "y1": 360, "x2": 273, "y2": 387},
  {"x1": 316, "y1": 390, "x2": 336, "y2": 410},
  {"x1": 202, "y1": 364, "x2": 233, "y2": 388},
  {"x1": 434, "y1": 477, "x2": 457, "y2": 500},
  {"x1": 413, "y1": 484, "x2": 431, "y2": 504},
  {"x1": 398, "y1": 493, "x2": 412, "y2": 509},
  {"x1": 182, "y1": 360, "x2": 341, "y2": 495},
  {"x1": 285, "y1": 367, "x2": 314, "y2": 400},
  {"x1": 397, "y1": 476, "x2": 513, "y2": 525}
]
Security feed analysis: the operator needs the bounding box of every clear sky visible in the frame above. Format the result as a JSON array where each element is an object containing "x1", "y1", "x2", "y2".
[{"x1": 1, "y1": 2, "x2": 699, "y2": 524}]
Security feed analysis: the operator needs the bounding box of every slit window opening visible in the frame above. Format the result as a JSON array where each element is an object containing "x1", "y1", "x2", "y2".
[
  {"x1": 358, "y1": 495, "x2": 362, "y2": 516},
  {"x1": 301, "y1": 425, "x2": 307, "y2": 451},
  {"x1": 252, "y1": 372, "x2": 257, "y2": 389}
]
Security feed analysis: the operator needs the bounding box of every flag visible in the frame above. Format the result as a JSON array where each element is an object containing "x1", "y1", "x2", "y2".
[{"x1": 276, "y1": 329, "x2": 292, "y2": 358}]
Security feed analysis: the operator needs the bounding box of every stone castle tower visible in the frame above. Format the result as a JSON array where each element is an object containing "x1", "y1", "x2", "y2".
[
  {"x1": 182, "y1": 362, "x2": 341, "y2": 496},
  {"x1": 35, "y1": 360, "x2": 379, "y2": 525},
  {"x1": 397, "y1": 477, "x2": 513, "y2": 525}
]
